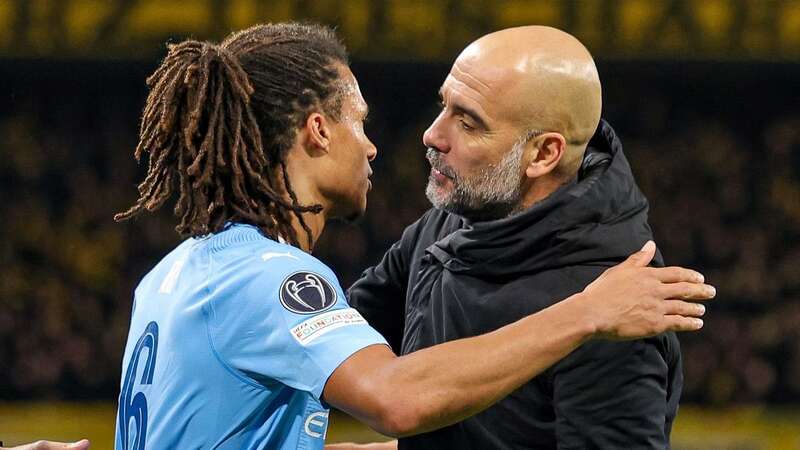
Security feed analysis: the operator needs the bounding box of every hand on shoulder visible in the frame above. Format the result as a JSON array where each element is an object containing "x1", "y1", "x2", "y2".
[{"x1": 575, "y1": 240, "x2": 715, "y2": 340}]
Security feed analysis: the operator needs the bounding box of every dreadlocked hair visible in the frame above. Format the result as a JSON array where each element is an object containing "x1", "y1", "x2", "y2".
[{"x1": 114, "y1": 22, "x2": 350, "y2": 249}]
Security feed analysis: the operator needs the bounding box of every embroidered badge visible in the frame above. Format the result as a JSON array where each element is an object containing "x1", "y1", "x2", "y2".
[
  {"x1": 290, "y1": 308, "x2": 367, "y2": 345},
  {"x1": 279, "y1": 271, "x2": 338, "y2": 314}
]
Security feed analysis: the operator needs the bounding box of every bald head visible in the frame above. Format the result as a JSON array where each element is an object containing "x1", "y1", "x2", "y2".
[{"x1": 454, "y1": 26, "x2": 602, "y2": 174}]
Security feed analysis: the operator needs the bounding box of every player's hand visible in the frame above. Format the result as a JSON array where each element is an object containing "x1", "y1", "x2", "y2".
[
  {"x1": 582, "y1": 240, "x2": 715, "y2": 340},
  {"x1": 0, "y1": 441, "x2": 89, "y2": 450}
]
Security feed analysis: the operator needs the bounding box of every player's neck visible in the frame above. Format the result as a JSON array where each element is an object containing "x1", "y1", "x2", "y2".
[
  {"x1": 279, "y1": 146, "x2": 336, "y2": 252},
  {"x1": 288, "y1": 209, "x2": 327, "y2": 253},
  {"x1": 277, "y1": 167, "x2": 330, "y2": 253}
]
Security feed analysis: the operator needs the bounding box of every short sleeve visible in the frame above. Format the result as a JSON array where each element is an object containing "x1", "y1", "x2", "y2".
[{"x1": 206, "y1": 254, "x2": 388, "y2": 400}]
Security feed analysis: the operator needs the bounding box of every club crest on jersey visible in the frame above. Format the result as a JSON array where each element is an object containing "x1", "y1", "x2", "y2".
[{"x1": 279, "y1": 271, "x2": 337, "y2": 314}]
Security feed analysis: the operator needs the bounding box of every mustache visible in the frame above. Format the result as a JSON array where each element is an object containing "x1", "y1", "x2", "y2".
[{"x1": 426, "y1": 148, "x2": 457, "y2": 179}]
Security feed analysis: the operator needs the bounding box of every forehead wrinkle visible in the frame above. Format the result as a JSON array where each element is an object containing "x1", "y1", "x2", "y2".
[
  {"x1": 451, "y1": 61, "x2": 492, "y2": 93},
  {"x1": 441, "y1": 73, "x2": 492, "y2": 121},
  {"x1": 448, "y1": 58, "x2": 527, "y2": 127}
]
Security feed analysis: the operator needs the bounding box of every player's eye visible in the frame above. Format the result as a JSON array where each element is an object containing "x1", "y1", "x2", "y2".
[{"x1": 459, "y1": 119, "x2": 474, "y2": 131}]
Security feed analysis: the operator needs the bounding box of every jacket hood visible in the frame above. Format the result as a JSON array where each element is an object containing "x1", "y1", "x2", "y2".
[{"x1": 427, "y1": 119, "x2": 656, "y2": 278}]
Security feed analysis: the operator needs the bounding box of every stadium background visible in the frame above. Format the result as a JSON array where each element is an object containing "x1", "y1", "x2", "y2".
[{"x1": 1, "y1": 0, "x2": 799, "y2": 448}]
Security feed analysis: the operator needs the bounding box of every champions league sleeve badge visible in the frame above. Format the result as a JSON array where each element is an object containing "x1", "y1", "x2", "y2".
[{"x1": 279, "y1": 271, "x2": 338, "y2": 314}]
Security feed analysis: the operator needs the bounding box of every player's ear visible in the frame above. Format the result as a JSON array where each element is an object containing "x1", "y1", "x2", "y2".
[
  {"x1": 302, "y1": 111, "x2": 332, "y2": 155},
  {"x1": 525, "y1": 133, "x2": 566, "y2": 179}
]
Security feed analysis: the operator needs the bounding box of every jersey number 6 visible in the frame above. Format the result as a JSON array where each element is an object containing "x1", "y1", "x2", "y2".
[{"x1": 118, "y1": 321, "x2": 159, "y2": 450}]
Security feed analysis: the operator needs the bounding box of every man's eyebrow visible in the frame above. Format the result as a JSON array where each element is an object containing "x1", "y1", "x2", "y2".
[{"x1": 438, "y1": 89, "x2": 489, "y2": 130}]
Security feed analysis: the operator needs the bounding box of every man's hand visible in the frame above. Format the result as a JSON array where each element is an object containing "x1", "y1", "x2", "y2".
[
  {"x1": 0, "y1": 440, "x2": 90, "y2": 450},
  {"x1": 325, "y1": 441, "x2": 397, "y2": 450},
  {"x1": 580, "y1": 240, "x2": 715, "y2": 340}
]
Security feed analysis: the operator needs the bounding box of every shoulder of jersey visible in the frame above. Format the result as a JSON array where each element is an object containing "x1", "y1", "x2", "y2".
[
  {"x1": 249, "y1": 241, "x2": 341, "y2": 315},
  {"x1": 135, "y1": 238, "x2": 198, "y2": 296},
  {"x1": 250, "y1": 240, "x2": 320, "y2": 269}
]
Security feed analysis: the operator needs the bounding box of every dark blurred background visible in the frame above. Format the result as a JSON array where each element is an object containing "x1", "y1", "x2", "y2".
[{"x1": 1, "y1": 0, "x2": 799, "y2": 448}]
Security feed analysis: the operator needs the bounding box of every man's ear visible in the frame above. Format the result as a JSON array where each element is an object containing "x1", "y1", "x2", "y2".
[
  {"x1": 525, "y1": 132, "x2": 566, "y2": 179},
  {"x1": 302, "y1": 112, "x2": 332, "y2": 155}
]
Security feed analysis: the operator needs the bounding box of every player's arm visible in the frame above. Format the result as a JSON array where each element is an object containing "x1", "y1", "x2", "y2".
[
  {"x1": 0, "y1": 440, "x2": 90, "y2": 450},
  {"x1": 323, "y1": 242, "x2": 715, "y2": 438}
]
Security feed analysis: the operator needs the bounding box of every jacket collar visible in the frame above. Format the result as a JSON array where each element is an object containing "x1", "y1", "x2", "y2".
[{"x1": 427, "y1": 119, "x2": 654, "y2": 277}]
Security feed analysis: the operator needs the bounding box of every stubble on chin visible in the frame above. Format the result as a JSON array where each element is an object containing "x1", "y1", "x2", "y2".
[{"x1": 425, "y1": 175, "x2": 449, "y2": 210}]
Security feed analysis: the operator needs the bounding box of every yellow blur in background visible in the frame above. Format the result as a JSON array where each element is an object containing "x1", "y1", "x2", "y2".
[
  {"x1": 2, "y1": 1, "x2": 800, "y2": 449},
  {"x1": 1, "y1": 403, "x2": 799, "y2": 449},
  {"x1": 1, "y1": 0, "x2": 800, "y2": 60}
]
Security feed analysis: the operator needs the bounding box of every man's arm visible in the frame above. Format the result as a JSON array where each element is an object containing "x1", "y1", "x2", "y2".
[
  {"x1": 348, "y1": 213, "x2": 427, "y2": 351},
  {"x1": 323, "y1": 242, "x2": 714, "y2": 437},
  {"x1": 347, "y1": 240, "x2": 408, "y2": 352}
]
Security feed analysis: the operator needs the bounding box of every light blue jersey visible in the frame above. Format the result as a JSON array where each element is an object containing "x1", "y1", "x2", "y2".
[{"x1": 115, "y1": 223, "x2": 387, "y2": 450}]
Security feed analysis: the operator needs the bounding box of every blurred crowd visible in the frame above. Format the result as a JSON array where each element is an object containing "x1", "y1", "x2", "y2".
[
  {"x1": 0, "y1": 60, "x2": 798, "y2": 406},
  {"x1": 628, "y1": 112, "x2": 800, "y2": 405}
]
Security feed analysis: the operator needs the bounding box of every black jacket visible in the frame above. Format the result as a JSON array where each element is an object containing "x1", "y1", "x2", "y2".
[{"x1": 348, "y1": 120, "x2": 683, "y2": 449}]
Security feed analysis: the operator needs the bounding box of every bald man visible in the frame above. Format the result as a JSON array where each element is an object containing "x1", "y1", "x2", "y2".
[{"x1": 346, "y1": 26, "x2": 683, "y2": 449}]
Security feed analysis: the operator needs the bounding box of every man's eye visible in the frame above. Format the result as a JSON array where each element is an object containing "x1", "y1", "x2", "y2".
[{"x1": 459, "y1": 119, "x2": 474, "y2": 131}]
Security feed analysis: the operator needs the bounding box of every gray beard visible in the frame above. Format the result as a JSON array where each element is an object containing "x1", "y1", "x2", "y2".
[{"x1": 425, "y1": 139, "x2": 526, "y2": 222}]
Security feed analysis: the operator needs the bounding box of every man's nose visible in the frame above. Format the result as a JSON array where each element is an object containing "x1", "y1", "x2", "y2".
[
  {"x1": 366, "y1": 139, "x2": 377, "y2": 162},
  {"x1": 422, "y1": 113, "x2": 450, "y2": 154}
]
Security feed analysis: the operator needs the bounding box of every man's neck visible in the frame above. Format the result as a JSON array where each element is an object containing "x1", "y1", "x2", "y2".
[{"x1": 517, "y1": 174, "x2": 575, "y2": 212}]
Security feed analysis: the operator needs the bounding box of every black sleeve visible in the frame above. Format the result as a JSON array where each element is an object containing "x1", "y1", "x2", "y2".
[
  {"x1": 347, "y1": 214, "x2": 428, "y2": 353},
  {"x1": 551, "y1": 337, "x2": 673, "y2": 449}
]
